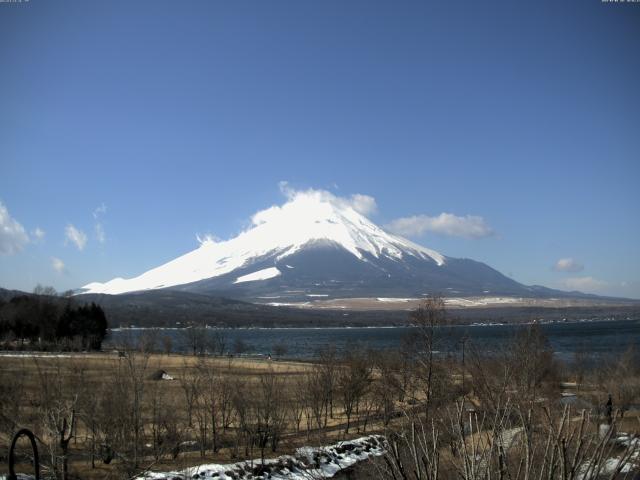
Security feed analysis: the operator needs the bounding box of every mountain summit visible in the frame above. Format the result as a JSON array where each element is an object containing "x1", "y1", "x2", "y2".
[{"x1": 80, "y1": 190, "x2": 561, "y2": 301}]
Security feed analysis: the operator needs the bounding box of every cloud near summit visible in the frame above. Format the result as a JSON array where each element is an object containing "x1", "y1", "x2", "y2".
[
  {"x1": 276, "y1": 183, "x2": 377, "y2": 216},
  {"x1": 252, "y1": 186, "x2": 376, "y2": 227},
  {"x1": 249, "y1": 184, "x2": 493, "y2": 241}
]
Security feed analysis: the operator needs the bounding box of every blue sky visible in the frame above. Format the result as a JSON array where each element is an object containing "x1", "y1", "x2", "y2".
[{"x1": 1, "y1": 0, "x2": 639, "y2": 298}]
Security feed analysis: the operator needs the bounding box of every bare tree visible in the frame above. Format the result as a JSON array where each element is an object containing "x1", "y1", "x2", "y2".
[
  {"x1": 508, "y1": 323, "x2": 558, "y2": 409},
  {"x1": 119, "y1": 347, "x2": 151, "y2": 470},
  {"x1": 233, "y1": 338, "x2": 250, "y2": 356},
  {"x1": 273, "y1": 342, "x2": 288, "y2": 359},
  {"x1": 317, "y1": 345, "x2": 338, "y2": 424},
  {"x1": 182, "y1": 326, "x2": 204, "y2": 356},
  {"x1": 196, "y1": 359, "x2": 225, "y2": 453},
  {"x1": 410, "y1": 295, "x2": 447, "y2": 419},
  {"x1": 178, "y1": 359, "x2": 201, "y2": 427},
  {"x1": 290, "y1": 374, "x2": 308, "y2": 434},
  {"x1": 138, "y1": 328, "x2": 160, "y2": 353},
  {"x1": 34, "y1": 358, "x2": 78, "y2": 480},
  {"x1": 599, "y1": 345, "x2": 640, "y2": 418},
  {"x1": 255, "y1": 368, "x2": 287, "y2": 459},
  {"x1": 374, "y1": 352, "x2": 404, "y2": 426},
  {"x1": 208, "y1": 330, "x2": 227, "y2": 356},
  {"x1": 162, "y1": 334, "x2": 173, "y2": 355},
  {"x1": 304, "y1": 368, "x2": 330, "y2": 430},
  {"x1": 337, "y1": 348, "x2": 372, "y2": 434}
]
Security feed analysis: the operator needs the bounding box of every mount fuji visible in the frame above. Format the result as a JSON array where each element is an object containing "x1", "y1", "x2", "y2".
[{"x1": 79, "y1": 190, "x2": 580, "y2": 302}]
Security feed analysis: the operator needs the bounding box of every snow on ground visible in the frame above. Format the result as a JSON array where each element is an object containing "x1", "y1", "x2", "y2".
[
  {"x1": 445, "y1": 297, "x2": 522, "y2": 307},
  {"x1": 374, "y1": 296, "x2": 522, "y2": 306},
  {"x1": 376, "y1": 297, "x2": 418, "y2": 303},
  {"x1": 137, "y1": 435, "x2": 386, "y2": 480},
  {"x1": 575, "y1": 432, "x2": 640, "y2": 479},
  {"x1": 234, "y1": 267, "x2": 281, "y2": 284},
  {"x1": 0, "y1": 353, "x2": 74, "y2": 358},
  {"x1": 267, "y1": 302, "x2": 311, "y2": 307}
]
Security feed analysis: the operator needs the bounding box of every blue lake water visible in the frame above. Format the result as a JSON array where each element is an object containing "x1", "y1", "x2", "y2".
[{"x1": 106, "y1": 319, "x2": 640, "y2": 362}]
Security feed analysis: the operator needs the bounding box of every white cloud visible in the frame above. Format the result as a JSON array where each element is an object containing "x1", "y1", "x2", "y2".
[
  {"x1": 348, "y1": 194, "x2": 377, "y2": 215},
  {"x1": 561, "y1": 276, "x2": 607, "y2": 293},
  {"x1": 386, "y1": 213, "x2": 494, "y2": 238},
  {"x1": 93, "y1": 203, "x2": 107, "y2": 219},
  {"x1": 277, "y1": 182, "x2": 378, "y2": 217},
  {"x1": 32, "y1": 227, "x2": 45, "y2": 243},
  {"x1": 0, "y1": 201, "x2": 29, "y2": 255},
  {"x1": 553, "y1": 257, "x2": 584, "y2": 273},
  {"x1": 95, "y1": 223, "x2": 106, "y2": 244},
  {"x1": 92, "y1": 203, "x2": 108, "y2": 244},
  {"x1": 51, "y1": 257, "x2": 66, "y2": 273},
  {"x1": 278, "y1": 181, "x2": 295, "y2": 198},
  {"x1": 196, "y1": 233, "x2": 219, "y2": 245},
  {"x1": 65, "y1": 224, "x2": 87, "y2": 251}
]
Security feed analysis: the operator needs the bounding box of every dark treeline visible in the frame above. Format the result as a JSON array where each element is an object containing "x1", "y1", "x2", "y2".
[{"x1": 0, "y1": 285, "x2": 108, "y2": 351}]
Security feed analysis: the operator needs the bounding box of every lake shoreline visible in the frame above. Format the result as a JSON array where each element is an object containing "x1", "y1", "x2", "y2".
[{"x1": 108, "y1": 315, "x2": 639, "y2": 331}]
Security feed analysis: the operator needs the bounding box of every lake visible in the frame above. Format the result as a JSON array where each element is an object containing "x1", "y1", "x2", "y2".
[{"x1": 106, "y1": 318, "x2": 640, "y2": 363}]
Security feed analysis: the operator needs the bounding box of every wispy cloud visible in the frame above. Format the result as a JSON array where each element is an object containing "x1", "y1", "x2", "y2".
[
  {"x1": 65, "y1": 224, "x2": 87, "y2": 251},
  {"x1": 386, "y1": 213, "x2": 494, "y2": 238},
  {"x1": 93, "y1": 203, "x2": 107, "y2": 244},
  {"x1": 561, "y1": 276, "x2": 607, "y2": 293},
  {"x1": 0, "y1": 201, "x2": 29, "y2": 255},
  {"x1": 51, "y1": 257, "x2": 66, "y2": 273},
  {"x1": 552, "y1": 257, "x2": 584, "y2": 273},
  {"x1": 93, "y1": 203, "x2": 107, "y2": 219},
  {"x1": 95, "y1": 223, "x2": 106, "y2": 244},
  {"x1": 196, "y1": 233, "x2": 219, "y2": 245},
  {"x1": 32, "y1": 227, "x2": 46, "y2": 243}
]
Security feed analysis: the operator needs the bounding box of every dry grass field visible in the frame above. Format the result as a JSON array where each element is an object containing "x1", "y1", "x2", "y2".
[{"x1": 0, "y1": 351, "x2": 405, "y2": 479}]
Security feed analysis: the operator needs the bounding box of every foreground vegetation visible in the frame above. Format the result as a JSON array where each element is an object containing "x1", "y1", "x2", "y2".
[{"x1": 0, "y1": 297, "x2": 638, "y2": 479}]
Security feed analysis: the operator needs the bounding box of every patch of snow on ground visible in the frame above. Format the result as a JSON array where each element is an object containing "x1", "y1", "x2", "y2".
[
  {"x1": 267, "y1": 302, "x2": 311, "y2": 307},
  {"x1": 136, "y1": 435, "x2": 385, "y2": 480},
  {"x1": 445, "y1": 297, "x2": 522, "y2": 307},
  {"x1": 575, "y1": 433, "x2": 640, "y2": 479},
  {"x1": 0, "y1": 353, "x2": 74, "y2": 358},
  {"x1": 376, "y1": 297, "x2": 418, "y2": 302}
]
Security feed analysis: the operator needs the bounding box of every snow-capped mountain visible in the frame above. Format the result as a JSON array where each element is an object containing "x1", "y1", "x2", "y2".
[{"x1": 79, "y1": 190, "x2": 548, "y2": 300}]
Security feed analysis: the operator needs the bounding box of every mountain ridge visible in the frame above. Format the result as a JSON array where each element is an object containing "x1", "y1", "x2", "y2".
[{"x1": 3, "y1": 287, "x2": 638, "y2": 329}]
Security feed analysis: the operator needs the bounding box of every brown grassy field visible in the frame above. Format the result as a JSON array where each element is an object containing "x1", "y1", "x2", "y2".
[{"x1": 0, "y1": 351, "x2": 399, "y2": 479}]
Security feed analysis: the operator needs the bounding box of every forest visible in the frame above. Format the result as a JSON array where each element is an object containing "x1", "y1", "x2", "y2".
[{"x1": 0, "y1": 287, "x2": 108, "y2": 351}]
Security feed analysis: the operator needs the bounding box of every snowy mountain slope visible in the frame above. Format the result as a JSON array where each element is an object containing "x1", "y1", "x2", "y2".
[
  {"x1": 79, "y1": 190, "x2": 577, "y2": 300},
  {"x1": 80, "y1": 190, "x2": 447, "y2": 296}
]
